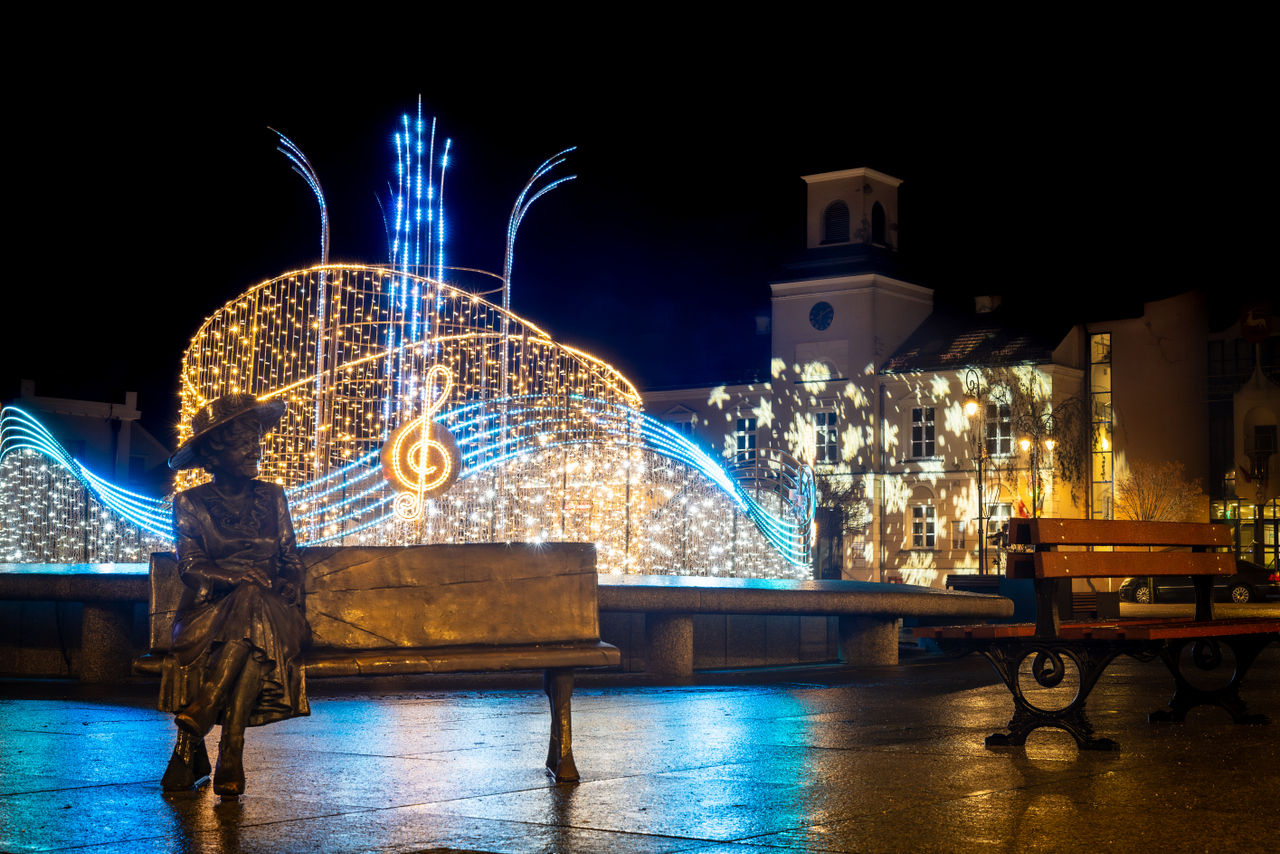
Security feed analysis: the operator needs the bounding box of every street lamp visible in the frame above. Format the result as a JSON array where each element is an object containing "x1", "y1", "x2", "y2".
[
  {"x1": 962, "y1": 369, "x2": 989, "y2": 574},
  {"x1": 1015, "y1": 410, "x2": 1057, "y2": 519}
]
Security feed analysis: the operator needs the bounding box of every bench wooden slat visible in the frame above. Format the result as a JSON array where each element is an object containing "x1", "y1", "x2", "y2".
[
  {"x1": 914, "y1": 617, "x2": 1280, "y2": 643},
  {"x1": 1033, "y1": 551, "x2": 1235, "y2": 579},
  {"x1": 1011, "y1": 518, "x2": 1233, "y2": 548}
]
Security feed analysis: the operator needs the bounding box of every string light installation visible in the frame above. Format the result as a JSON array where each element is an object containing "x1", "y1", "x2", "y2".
[
  {"x1": 170, "y1": 263, "x2": 814, "y2": 572},
  {"x1": 0, "y1": 106, "x2": 816, "y2": 575}
]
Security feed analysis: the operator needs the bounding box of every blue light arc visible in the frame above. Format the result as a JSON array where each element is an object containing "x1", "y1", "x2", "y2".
[{"x1": 2, "y1": 400, "x2": 815, "y2": 566}]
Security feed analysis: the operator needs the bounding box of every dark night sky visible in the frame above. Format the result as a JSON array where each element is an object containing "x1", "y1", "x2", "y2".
[{"x1": 6, "y1": 35, "x2": 1269, "y2": 448}]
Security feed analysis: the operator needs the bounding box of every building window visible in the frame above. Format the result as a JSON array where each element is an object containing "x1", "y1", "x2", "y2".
[
  {"x1": 733, "y1": 417, "x2": 757, "y2": 464},
  {"x1": 822, "y1": 201, "x2": 850, "y2": 244},
  {"x1": 986, "y1": 502, "x2": 1012, "y2": 539},
  {"x1": 668, "y1": 420, "x2": 694, "y2": 438},
  {"x1": 986, "y1": 402, "x2": 1012, "y2": 456},
  {"x1": 912, "y1": 505, "x2": 936, "y2": 549},
  {"x1": 911, "y1": 407, "x2": 936, "y2": 458},
  {"x1": 814, "y1": 411, "x2": 839, "y2": 464},
  {"x1": 954, "y1": 516, "x2": 967, "y2": 549},
  {"x1": 871, "y1": 201, "x2": 887, "y2": 245},
  {"x1": 1253, "y1": 425, "x2": 1277, "y2": 482}
]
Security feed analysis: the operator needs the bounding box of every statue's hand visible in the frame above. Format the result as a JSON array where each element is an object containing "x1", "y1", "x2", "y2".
[{"x1": 239, "y1": 566, "x2": 273, "y2": 590}]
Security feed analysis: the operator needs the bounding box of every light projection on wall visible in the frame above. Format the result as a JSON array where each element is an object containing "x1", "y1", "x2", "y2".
[{"x1": 0, "y1": 106, "x2": 815, "y2": 574}]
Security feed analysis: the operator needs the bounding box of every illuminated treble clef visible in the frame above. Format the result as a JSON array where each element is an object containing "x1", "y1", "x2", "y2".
[{"x1": 381, "y1": 364, "x2": 461, "y2": 521}]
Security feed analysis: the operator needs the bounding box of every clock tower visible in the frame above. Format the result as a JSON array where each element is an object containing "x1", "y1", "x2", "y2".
[{"x1": 770, "y1": 167, "x2": 931, "y2": 385}]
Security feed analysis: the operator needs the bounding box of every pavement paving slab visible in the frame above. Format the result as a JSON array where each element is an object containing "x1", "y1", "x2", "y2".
[{"x1": 2, "y1": 641, "x2": 1277, "y2": 854}]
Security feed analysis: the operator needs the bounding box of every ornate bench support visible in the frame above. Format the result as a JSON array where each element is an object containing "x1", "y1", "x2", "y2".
[
  {"x1": 974, "y1": 640, "x2": 1146, "y2": 751},
  {"x1": 543, "y1": 667, "x2": 578, "y2": 782},
  {"x1": 1151, "y1": 634, "x2": 1278, "y2": 725}
]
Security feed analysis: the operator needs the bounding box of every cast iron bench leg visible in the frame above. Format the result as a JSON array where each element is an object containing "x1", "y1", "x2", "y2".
[
  {"x1": 543, "y1": 667, "x2": 579, "y2": 782},
  {"x1": 978, "y1": 641, "x2": 1130, "y2": 751},
  {"x1": 1150, "y1": 634, "x2": 1278, "y2": 725}
]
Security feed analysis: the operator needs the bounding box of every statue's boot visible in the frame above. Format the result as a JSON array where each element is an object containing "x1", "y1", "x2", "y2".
[
  {"x1": 213, "y1": 734, "x2": 245, "y2": 797},
  {"x1": 214, "y1": 657, "x2": 260, "y2": 799},
  {"x1": 161, "y1": 730, "x2": 211, "y2": 791},
  {"x1": 175, "y1": 641, "x2": 250, "y2": 740}
]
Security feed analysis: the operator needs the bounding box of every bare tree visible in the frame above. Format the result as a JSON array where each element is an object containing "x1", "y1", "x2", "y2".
[
  {"x1": 811, "y1": 471, "x2": 872, "y2": 579},
  {"x1": 972, "y1": 366, "x2": 1090, "y2": 514},
  {"x1": 814, "y1": 471, "x2": 872, "y2": 533},
  {"x1": 1115, "y1": 460, "x2": 1204, "y2": 522}
]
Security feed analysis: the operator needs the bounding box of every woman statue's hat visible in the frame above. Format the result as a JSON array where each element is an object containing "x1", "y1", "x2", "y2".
[{"x1": 169, "y1": 393, "x2": 287, "y2": 470}]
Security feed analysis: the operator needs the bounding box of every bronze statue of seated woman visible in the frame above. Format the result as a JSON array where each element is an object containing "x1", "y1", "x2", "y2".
[{"x1": 160, "y1": 393, "x2": 310, "y2": 798}]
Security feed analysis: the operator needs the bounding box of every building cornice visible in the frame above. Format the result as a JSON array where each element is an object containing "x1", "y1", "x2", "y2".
[
  {"x1": 801, "y1": 167, "x2": 903, "y2": 188},
  {"x1": 771, "y1": 273, "x2": 932, "y2": 304}
]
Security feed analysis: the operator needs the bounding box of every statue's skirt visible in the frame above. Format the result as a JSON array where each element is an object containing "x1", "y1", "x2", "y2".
[{"x1": 160, "y1": 583, "x2": 310, "y2": 726}]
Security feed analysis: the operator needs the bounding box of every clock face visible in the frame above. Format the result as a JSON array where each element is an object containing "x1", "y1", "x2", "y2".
[{"x1": 809, "y1": 301, "x2": 834, "y2": 331}]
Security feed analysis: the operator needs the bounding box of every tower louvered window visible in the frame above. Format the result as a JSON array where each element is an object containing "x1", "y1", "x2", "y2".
[{"x1": 822, "y1": 201, "x2": 850, "y2": 244}]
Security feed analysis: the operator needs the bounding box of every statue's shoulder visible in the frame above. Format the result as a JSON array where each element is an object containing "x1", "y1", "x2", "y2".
[{"x1": 175, "y1": 482, "x2": 215, "y2": 507}]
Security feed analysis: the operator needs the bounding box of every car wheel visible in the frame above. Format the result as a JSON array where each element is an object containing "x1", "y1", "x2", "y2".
[
  {"x1": 1229, "y1": 583, "x2": 1253, "y2": 604},
  {"x1": 1134, "y1": 586, "x2": 1152, "y2": 605}
]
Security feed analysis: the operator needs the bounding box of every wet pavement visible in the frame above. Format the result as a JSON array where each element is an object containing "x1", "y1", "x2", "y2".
[{"x1": 2, "y1": 641, "x2": 1278, "y2": 854}]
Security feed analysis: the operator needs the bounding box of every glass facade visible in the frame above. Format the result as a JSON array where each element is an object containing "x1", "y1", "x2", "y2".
[{"x1": 1090, "y1": 333, "x2": 1113, "y2": 519}]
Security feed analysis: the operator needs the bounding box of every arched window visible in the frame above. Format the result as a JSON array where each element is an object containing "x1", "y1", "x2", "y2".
[
  {"x1": 871, "y1": 201, "x2": 887, "y2": 245},
  {"x1": 822, "y1": 201, "x2": 850, "y2": 244}
]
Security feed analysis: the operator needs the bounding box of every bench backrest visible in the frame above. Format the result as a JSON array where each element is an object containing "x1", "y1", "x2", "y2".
[
  {"x1": 1010, "y1": 518, "x2": 1233, "y2": 549},
  {"x1": 1006, "y1": 518, "x2": 1235, "y2": 637},
  {"x1": 1009, "y1": 518, "x2": 1234, "y2": 579},
  {"x1": 149, "y1": 543, "x2": 601, "y2": 655}
]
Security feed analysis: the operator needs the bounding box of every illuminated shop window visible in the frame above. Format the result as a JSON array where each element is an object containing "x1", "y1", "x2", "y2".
[
  {"x1": 814, "y1": 411, "x2": 839, "y2": 464},
  {"x1": 987, "y1": 502, "x2": 1012, "y2": 538},
  {"x1": 911, "y1": 406, "x2": 936, "y2": 458}
]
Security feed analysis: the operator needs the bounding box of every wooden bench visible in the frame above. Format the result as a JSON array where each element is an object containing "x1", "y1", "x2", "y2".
[
  {"x1": 914, "y1": 518, "x2": 1280, "y2": 750},
  {"x1": 133, "y1": 543, "x2": 620, "y2": 782}
]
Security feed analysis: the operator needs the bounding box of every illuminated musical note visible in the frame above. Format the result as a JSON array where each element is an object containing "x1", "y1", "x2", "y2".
[{"x1": 381, "y1": 364, "x2": 461, "y2": 520}]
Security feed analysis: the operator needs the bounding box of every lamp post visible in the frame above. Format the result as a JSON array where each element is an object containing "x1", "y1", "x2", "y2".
[
  {"x1": 962, "y1": 369, "x2": 989, "y2": 575},
  {"x1": 1015, "y1": 410, "x2": 1057, "y2": 519}
]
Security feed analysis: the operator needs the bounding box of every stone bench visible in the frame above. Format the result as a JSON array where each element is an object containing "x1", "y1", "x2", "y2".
[
  {"x1": 597, "y1": 574, "x2": 1015, "y2": 677},
  {"x1": 0, "y1": 563, "x2": 148, "y2": 682}
]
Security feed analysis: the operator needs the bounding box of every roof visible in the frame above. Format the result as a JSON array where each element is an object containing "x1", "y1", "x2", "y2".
[
  {"x1": 880, "y1": 305, "x2": 1071, "y2": 374},
  {"x1": 772, "y1": 242, "x2": 910, "y2": 284}
]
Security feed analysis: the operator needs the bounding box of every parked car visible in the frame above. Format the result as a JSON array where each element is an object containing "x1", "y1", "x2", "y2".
[{"x1": 1119, "y1": 560, "x2": 1280, "y2": 604}]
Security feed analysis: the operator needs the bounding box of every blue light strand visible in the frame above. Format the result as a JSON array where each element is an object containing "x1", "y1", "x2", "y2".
[{"x1": 1, "y1": 407, "x2": 173, "y2": 539}]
